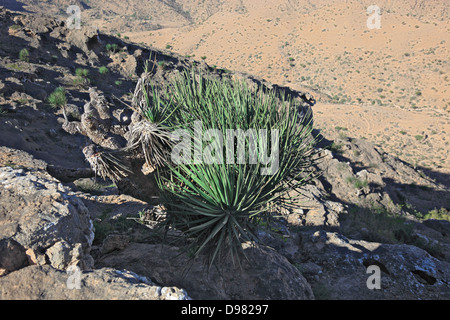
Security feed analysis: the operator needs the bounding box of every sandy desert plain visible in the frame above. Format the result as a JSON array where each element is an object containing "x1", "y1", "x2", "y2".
[{"x1": 19, "y1": 0, "x2": 448, "y2": 175}]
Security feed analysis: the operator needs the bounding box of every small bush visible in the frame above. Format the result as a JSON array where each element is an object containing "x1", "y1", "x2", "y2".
[
  {"x1": 157, "y1": 61, "x2": 166, "y2": 69},
  {"x1": 19, "y1": 48, "x2": 29, "y2": 62},
  {"x1": 9, "y1": 24, "x2": 20, "y2": 31},
  {"x1": 105, "y1": 43, "x2": 120, "y2": 54},
  {"x1": 75, "y1": 68, "x2": 89, "y2": 78},
  {"x1": 48, "y1": 87, "x2": 67, "y2": 108},
  {"x1": 342, "y1": 204, "x2": 415, "y2": 244},
  {"x1": 346, "y1": 176, "x2": 368, "y2": 189},
  {"x1": 422, "y1": 208, "x2": 450, "y2": 221},
  {"x1": 154, "y1": 69, "x2": 321, "y2": 267},
  {"x1": 74, "y1": 68, "x2": 90, "y2": 86},
  {"x1": 327, "y1": 142, "x2": 343, "y2": 154},
  {"x1": 98, "y1": 66, "x2": 109, "y2": 74}
]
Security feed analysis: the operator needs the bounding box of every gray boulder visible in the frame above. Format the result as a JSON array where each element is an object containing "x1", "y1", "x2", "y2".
[
  {"x1": 0, "y1": 166, "x2": 94, "y2": 273},
  {"x1": 0, "y1": 265, "x2": 190, "y2": 300}
]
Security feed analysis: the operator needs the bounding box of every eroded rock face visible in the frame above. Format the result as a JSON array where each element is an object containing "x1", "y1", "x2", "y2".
[
  {"x1": 0, "y1": 238, "x2": 28, "y2": 276},
  {"x1": 296, "y1": 230, "x2": 450, "y2": 300},
  {"x1": 96, "y1": 242, "x2": 314, "y2": 300},
  {"x1": 0, "y1": 166, "x2": 94, "y2": 273},
  {"x1": 0, "y1": 265, "x2": 190, "y2": 300}
]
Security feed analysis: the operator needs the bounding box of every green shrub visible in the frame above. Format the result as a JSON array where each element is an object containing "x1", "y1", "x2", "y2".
[
  {"x1": 422, "y1": 208, "x2": 450, "y2": 221},
  {"x1": 19, "y1": 48, "x2": 29, "y2": 62},
  {"x1": 149, "y1": 69, "x2": 321, "y2": 267},
  {"x1": 157, "y1": 61, "x2": 166, "y2": 69},
  {"x1": 341, "y1": 204, "x2": 415, "y2": 244},
  {"x1": 105, "y1": 43, "x2": 120, "y2": 53},
  {"x1": 74, "y1": 68, "x2": 90, "y2": 86},
  {"x1": 346, "y1": 176, "x2": 368, "y2": 189},
  {"x1": 327, "y1": 142, "x2": 343, "y2": 154},
  {"x1": 75, "y1": 68, "x2": 89, "y2": 78},
  {"x1": 98, "y1": 66, "x2": 109, "y2": 74},
  {"x1": 48, "y1": 87, "x2": 67, "y2": 108},
  {"x1": 9, "y1": 24, "x2": 20, "y2": 31}
]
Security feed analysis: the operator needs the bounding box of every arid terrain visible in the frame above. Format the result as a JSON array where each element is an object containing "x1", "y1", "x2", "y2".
[
  {"x1": 7, "y1": 0, "x2": 449, "y2": 174},
  {"x1": 0, "y1": 1, "x2": 449, "y2": 301}
]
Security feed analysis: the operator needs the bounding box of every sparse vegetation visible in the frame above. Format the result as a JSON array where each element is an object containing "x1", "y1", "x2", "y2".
[
  {"x1": 75, "y1": 68, "x2": 89, "y2": 78},
  {"x1": 105, "y1": 43, "x2": 120, "y2": 54},
  {"x1": 47, "y1": 87, "x2": 67, "y2": 108},
  {"x1": 157, "y1": 61, "x2": 166, "y2": 69},
  {"x1": 131, "y1": 69, "x2": 322, "y2": 268},
  {"x1": 5, "y1": 63, "x2": 25, "y2": 71},
  {"x1": 9, "y1": 24, "x2": 20, "y2": 31},
  {"x1": 74, "y1": 68, "x2": 90, "y2": 86},
  {"x1": 92, "y1": 209, "x2": 135, "y2": 246},
  {"x1": 0, "y1": 3, "x2": 448, "y2": 300},
  {"x1": 98, "y1": 66, "x2": 109, "y2": 74},
  {"x1": 19, "y1": 48, "x2": 29, "y2": 62},
  {"x1": 327, "y1": 142, "x2": 343, "y2": 154},
  {"x1": 342, "y1": 204, "x2": 415, "y2": 244},
  {"x1": 346, "y1": 176, "x2": 369, "y2": 189},
  {"x1": 421, "y1": 208, "x2": 450, "y2": 221}
]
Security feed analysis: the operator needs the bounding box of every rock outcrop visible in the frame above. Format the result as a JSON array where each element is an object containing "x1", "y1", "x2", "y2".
[
  {"x1": 296, "y1": 230, "x2": 450, "y2": 299},
  {"x1": 0, "y1": 265, "x2": 190, "y2": 300},
  {"x1": 96, "y1": 242, "x2": 314, "y2": 300},
  {"x1": 0, "y1": 6, "x2": 449, "y2": 300},
  {"x1": 0, "y1": 149, "x2": 191, "y2": 299},
  {"x1": 0, "y1": 166, "x2": 94, "y2": 274}
]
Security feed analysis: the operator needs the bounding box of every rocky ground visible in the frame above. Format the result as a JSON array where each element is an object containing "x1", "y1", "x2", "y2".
[{"x1": 0, "y1": 7, "x2": 449, "y2": 300}]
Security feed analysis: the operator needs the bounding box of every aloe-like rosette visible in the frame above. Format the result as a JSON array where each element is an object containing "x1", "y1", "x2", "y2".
[{"x1": 156, "y1": 69, "x2": 321, "y2": 268}]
